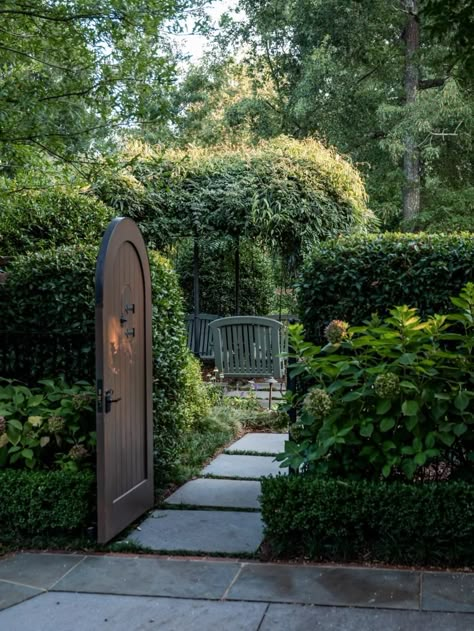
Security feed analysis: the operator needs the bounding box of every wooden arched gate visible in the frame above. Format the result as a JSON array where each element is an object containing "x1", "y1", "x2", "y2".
[{"x1": 95, "y1": 218, "x2": 154, "y2": 543}]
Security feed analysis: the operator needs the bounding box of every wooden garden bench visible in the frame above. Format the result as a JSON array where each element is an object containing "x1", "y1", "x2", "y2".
[
  {"x1": 210, "y1": 316, "x2": 284, "y2": 378},
  {"x1": 186, "y1": 313, "x2": 218, "y2": 359}
]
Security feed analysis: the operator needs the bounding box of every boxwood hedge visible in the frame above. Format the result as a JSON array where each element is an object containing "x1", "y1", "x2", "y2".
[
  {"x1": 298, "y1": 232, "x2": 474, "y2": 343},
  {"x1": 261, "y1": 475, "x2": 474, "y2": 567},
  {"x1": 0, "y1": 469, "x2": 95, "y2": 538}
]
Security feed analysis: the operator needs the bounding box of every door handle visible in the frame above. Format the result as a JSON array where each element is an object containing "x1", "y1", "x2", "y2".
[{"x1": 105, "y1": 389, "x2": 121, "y2": 413}]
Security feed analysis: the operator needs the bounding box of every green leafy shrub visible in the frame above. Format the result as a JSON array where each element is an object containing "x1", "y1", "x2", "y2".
[
  {"x1": 0, "y1": 469, "x2": 94, "y2": 537},
  {"x1": 0, "y1": 246, "x2": 213, "y2": 480},
  {"x1": 0, "y1": 189, "x2": 113, "y2": 256},
  {"x1": 0, "y1": 378, "x2": 95, "y2": 470},
  {"x1": 280, "y1": 284, "x2": 474, "y2": 481},
  {"x1": 0, "y1": 245, "x2": 96, "y2": 382},
  {"x1": 174, "y1": 238, "x2": 276, "y2": 315},
  {"x1": 93, "y1": 137, "x2": 373, "y2": 253},
  {"x1": 260, "y1": 475, "x2": 474, "y2": 566},
  {"x1": 298, "y1": 232, "x2": 474, "y2": 344}
]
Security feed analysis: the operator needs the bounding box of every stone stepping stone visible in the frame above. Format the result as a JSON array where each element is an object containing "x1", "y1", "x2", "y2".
[
  {"x1": 128, "y1": 510, "x2": 264, "y2": 554},
  {"x1": 201, "y1": 454, "x2": 286, "y2": 479},
  {"x1": 226, "y1": 433, "x2": 288, "y2": 455},
  {"x1": 165, "y1": 478, "x2": 261, "y2": 509}
]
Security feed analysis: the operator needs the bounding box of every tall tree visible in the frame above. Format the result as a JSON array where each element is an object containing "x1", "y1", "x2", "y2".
[
  {"x1": 402, "y1": 0, "x2": 421, "y2": 221},
  {"x1": 204, "y1": 0, "x2": 473, "y2": 229},
  {"x1": 0, "y1": 0, "x2": 206, "y2": 170}
]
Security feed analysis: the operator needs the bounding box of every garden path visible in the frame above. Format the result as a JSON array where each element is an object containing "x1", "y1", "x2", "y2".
[{"x1": 127, "y1": 432, "x2": 288, "y2": 555}]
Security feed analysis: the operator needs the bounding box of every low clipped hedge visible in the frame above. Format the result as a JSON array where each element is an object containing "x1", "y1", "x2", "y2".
[
  {"x1": 261, "y1": 475, "x2": 474, "y2": 567},
  {"x1": 0, "y1": 469, "x2": 95, "y2": 537},
  {"x1": 298, "y1": 232, "x2": 474, "y2": 343}
]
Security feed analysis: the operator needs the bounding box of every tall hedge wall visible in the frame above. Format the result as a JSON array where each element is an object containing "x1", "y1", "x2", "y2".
[
  {"x1": 0, "y1": 189, "x2": 113, "y2": 256},
  {"x1": 298, "y1": 232, "x2": 474, "y2": 343},
  {"x1": 0, "y1": 245, "x2": 202, "y2": 478}
]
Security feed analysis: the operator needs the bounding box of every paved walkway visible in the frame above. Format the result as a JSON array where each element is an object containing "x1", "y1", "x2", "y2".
[
  {"x1": 1, "y1": 552, "x2": 473, "y2": 629},
  {"x1": 127, "y1": 432, "x2": 288, "y2": 555}
]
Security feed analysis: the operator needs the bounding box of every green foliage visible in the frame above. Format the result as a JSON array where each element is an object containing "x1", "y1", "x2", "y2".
[
  {"x1": 0, "y1": 190, "x2": 113, "y2": 256},
  {"x1": 1, "y1": 246, "x2": 213, "y2": 480},
  {"x1": 93, "y1": 137, "x2": 373, "y2": 255},
  {"x1": 0, "y1": 378, "x2": 95, "y2": 471},
  {"x1": 281, "y1": 284, "x2": 474, "y2": 481},
  {"x1": 298, "y1": 232, "x2": 474, "y2": 344},
  {"x1": 0, "y1": 469, "x2": 94, "y2": 536},
  {"x1": 0, "y1": 245, "x2": 96, "y2": 382},
  {"x1": 260, "y1": 475, "x2": 474, "y2": 566},
  {"x1": 0, "y1": 0, "x2": 193, "y2": 164},
  {"x1": 174, "y1": 238, "x2": 276, "y2": 315},
  {"x1": 216, "y1": 0, "x2": 474, "y2": 227}
]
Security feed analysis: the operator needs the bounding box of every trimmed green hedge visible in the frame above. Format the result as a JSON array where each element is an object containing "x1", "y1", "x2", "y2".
[
  {"x1": 0, "y1": 469, "x2": 95, "y2": 536},
  {"x1": 261, "y1": 475, "x2": 474, "y2": 566},
  {"x1": 0, "y1": 189, "x2": 112, "y2": 256},
  {"x1": 298, "y1": 232, "x2": 474, "y2": 343},
  {"x1": 0, "y1": 246, "x2": 212, "y2": 481}
]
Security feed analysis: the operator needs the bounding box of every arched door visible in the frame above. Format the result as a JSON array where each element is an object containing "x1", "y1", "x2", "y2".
[{"x1": 95, "y1": 218, "x2": 153, "y2": 543}]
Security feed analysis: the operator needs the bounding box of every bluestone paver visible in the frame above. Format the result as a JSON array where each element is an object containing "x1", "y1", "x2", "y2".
[
  {"x1": 260, "y1": 603, "x2": 474, "y2": 631},
  {"x1": 227, "y1": 564, "x2": 420, "y2": 609},
  {"x1": 0, "y1": 592, "x2": 268, "y2": 631},
  {"x1": 0, "y1": 553, "x2": 85, "y2": 590},
  {"x1": 165, "y1": 478, "x2": 261, "y2": 509},
  {"x1": 53, "y1": 556, "x2": 240, "y2": 599},
  {"x1": 127, "y1": 510, "x2": 264, "y2": 554},
  {"x1": 422, "y1": 571, "x2": 474, "y2": 613},
  {"x1": 0, "y1": 580, "x2": 43, "y2": 611},
  {"x1": 201, "y1": 454, "x2": 285, "y2": 478},
  {"x1": 226, "y1": 432, "x2": 288, "y2": 454}
]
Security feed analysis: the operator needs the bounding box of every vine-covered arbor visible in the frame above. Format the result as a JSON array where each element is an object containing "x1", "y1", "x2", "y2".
[{"x1": 93, "y1": 136, "x2": 373, "y2": 355}]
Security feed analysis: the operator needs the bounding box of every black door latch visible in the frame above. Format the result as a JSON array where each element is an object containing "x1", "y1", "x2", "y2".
[{"x1": 105, "y1": 389, "x2": 121, "y2": 413}]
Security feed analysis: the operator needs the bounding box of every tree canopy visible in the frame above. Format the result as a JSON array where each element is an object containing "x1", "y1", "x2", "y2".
[
  {"x1": 170, "y1": 0, "x2": 474, "y2": 230},
  {"x1": 92, "y1": 136, "x2": 373, "y2": 255},
  {"x1": 0, "y1": 0, "x2": 204, "y2": 169}
]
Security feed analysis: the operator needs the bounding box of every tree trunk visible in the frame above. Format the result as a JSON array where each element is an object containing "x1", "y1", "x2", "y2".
[{"x1": 402, "y1": 0, "x2": 420, "y2": 223}]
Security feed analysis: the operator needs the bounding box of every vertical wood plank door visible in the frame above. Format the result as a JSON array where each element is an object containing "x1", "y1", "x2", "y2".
[{"x1": 95, "y1": 218, "x2": 153, "y2": 544}]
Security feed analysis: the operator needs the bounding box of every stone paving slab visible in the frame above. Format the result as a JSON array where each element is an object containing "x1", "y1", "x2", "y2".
[
  {"x1": 127, "y1": 510, "x2": 264, "y2": 554},
  {"x1": 226, "y1": 433, "x2": 288, "y2": 455},
  {"x1": 0, "y1": 580, "x2": 43, "y2": 612},
  {"x1": 165, "y1": 478, "x2": 261, "y2": 509},
  {"x1": 0, "y1": 553, "x2": 85, "y2": 590},
  {"x1": 227, "y1": 564, "x2": 420, "y2": 610},
  {"x1": 53, "y1": 556, "x2": 240, "y2": 599},
  {"x1": 201, "y1": 454, "x2": 285, "y2": 478},
  {"x1": 422, "y1": 572, "x2": 474, "y2": 613},
  {"x1": 0, "y1": 592, "x2": 268, "y2": 631},
  {"x1": 260, "y1": 603, "x2": 474, "y2": 631}
]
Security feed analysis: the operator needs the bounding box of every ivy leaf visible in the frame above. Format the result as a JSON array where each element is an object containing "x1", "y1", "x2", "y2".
[
  {"x1": 414, "y1": 452, "x2": 427, "y2": 466},
  {"x1": 376, "y1": 399, "x2": 391, "y2": 415},
  {"x1": 360, "y1": 423, "x2": 374, "y2": 438},
  {"x1": 380, "y1": 417, "x2": 395, "y2": 432},
  {"x1": 402, "y1": 400, "x2": 419, "y2": 416},
  {"x1": 341, "y1": 391, "x2": 362, "y2": 402},
  {"x1": 454, "y1": 391, "x2": 469, "y2": 412}
]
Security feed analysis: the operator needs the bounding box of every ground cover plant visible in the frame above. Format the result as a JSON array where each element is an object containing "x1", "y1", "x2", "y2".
[{"x1": 0, "y1": 378, "x2": 95, "y2": 471}]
